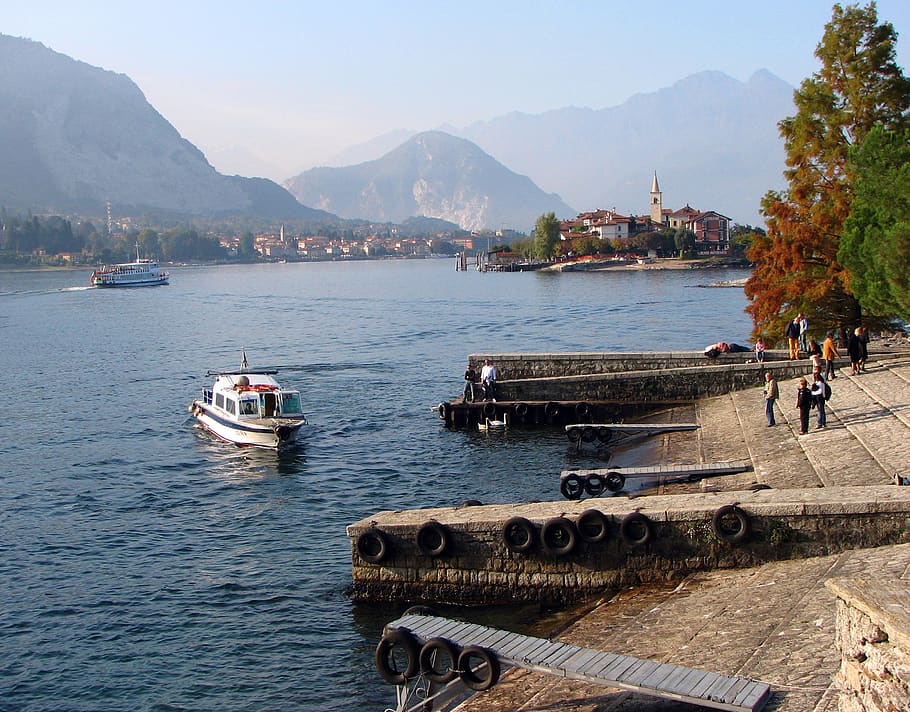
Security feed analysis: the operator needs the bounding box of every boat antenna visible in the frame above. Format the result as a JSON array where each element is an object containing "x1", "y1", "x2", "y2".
[{"x1": 241, "y1": 349, "x2": 249, "y2": 371}]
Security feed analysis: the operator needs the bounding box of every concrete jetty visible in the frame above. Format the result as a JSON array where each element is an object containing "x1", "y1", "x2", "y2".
[{"x1": 359, "y1": 351, "x2": 910, "y2": 711}]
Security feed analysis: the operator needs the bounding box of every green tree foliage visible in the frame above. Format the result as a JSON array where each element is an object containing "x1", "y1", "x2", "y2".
[
  {"x1": 746, "y1": 2, "x2": 910, "y2": 341},
  {"x1": 237, "y1": 231, "x2": 257, "y2": 258},
  {"x1": 0, "y1": 214, "x2": 83, "y2": 254},
  {"x1": 533, "y1": 212, "x2": 561, "y2": 260},
  {"x1": 509, "y1": 236, "x2": 535, "y2": 259},
  {"x1": 729, "y1": 225, "x2": 766, "y2": 260},
  {"x1": 840, "y1": 126, "x2": 910, "y2": 319},
  {"x1": 673, "y1": 228, "x2": 697, "y2": 257}
]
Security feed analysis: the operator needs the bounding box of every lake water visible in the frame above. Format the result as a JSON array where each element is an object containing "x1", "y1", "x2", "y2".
[{"x1": 0, "y1": 259, "x2": 752, "y2": 711}]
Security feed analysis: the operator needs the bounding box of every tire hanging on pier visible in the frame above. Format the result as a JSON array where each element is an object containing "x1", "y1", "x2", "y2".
[
  {"x1": 502, "y1": 516, "x2": 536, "y2": 553},
  {"x1": 580, "y1": 426, "x2": 596, "y2": 443},
  {"x1": 575, "y1": 402, "x2": 591, "y2": 419},
  {"x1": 620, "y1": 512, "x2": 653, "y2": 547},
  {"x1": 566, "y1": 428, "x2": 583, "y2": 443},
  {"x1": 482, "y1": 401, "x2": 497, "y2": 418},
  {"x1": 416, "y1": 521, "x2": 451, "y2": 557},
  {"x1": 560, "y1": 474, "x2": 584, "y2": 500},
  {"x1": 357, "y1": 529, "x2": 390, "y2": 564},
  {"x1": 457, "y1": 645, "x2": 500, "y2": 691},
  {"x1": 712, "y1": 504, "x2": 752, "y2": 544},
  {"x1": 545, "y1": 401, "x2": 560, "y2": 418},
  {"x1": 576, "y1": 509, "x2": 610, "y2": 544},
  {"x1": 596, "y1": 426, "x2": 612, "y2": 443},
  {"x1": 585, "y1": 474, "x2": 605, "y2": 497},
  {"x1": 541, "y1": 516, "x2": 578, "y2": 556},
  {"x1": 605, "y1": 471, "x2": 625, "y2": 492},
  {"x1": 437, "y1": 402, "x2": 448, "y2": 420},
  {"x1": 419, "y1": 637, "x2": 460, "y2": 683},
  {"x1": 514, "y1": 402, "x2": 529, "y2": 419},
  {"x1": 375, "y1": 628, "x2": 420, "y2": 685}
]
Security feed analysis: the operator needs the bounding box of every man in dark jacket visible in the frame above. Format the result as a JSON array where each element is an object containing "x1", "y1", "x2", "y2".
[{"x1": 785, "y1": 317, "x2": 801, "y2": 360}]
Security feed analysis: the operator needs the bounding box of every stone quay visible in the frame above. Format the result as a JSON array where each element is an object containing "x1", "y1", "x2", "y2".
[{"x1": 354, "y1": 347, "x2": 910, "y2": 711}]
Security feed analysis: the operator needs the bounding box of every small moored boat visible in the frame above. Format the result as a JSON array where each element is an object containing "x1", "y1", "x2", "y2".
[
  {"x1": 90, "y1": 243, "x2": 169, "y2": 287},
  {"x1": 189, "y1": 353, "x2": 307, "y2": 449}
]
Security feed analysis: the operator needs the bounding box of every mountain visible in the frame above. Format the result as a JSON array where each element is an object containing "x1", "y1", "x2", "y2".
[
  {"x1": 284, "y1": 131, "x2": 575, "y2": 232},
  {"x1": 455, "y1": 70, "x2": 793, "y2": 226},
  {"x1": 0, "y1": 34, "x2": 328, "y2": 220}
]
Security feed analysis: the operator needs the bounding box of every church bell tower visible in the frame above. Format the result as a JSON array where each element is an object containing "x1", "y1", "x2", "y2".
[{"x1": 650, "y1": 172, "x2": 663, "y2": 224}]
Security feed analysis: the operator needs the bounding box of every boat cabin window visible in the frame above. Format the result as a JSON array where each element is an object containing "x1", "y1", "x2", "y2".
[
  {"x1": 215, "y1": 393, "x2": 225, "y2": 410},
  {"x1": 281, "y1": 392, "x2": 302, "y2": 414},
  {"x1": 225, "y1": 398, "x2": 237, "y2": 416},
  {"x1": 240, "y1": 398, "x2": 259, "y2": 416}
]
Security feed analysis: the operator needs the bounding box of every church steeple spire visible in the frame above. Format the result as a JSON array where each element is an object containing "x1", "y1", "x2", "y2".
[{"x1": 650, "y1": 171, "x2": 663, "y2": 224}]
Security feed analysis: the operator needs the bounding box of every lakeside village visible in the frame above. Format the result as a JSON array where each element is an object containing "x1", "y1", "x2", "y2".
[{"x1": 0, "y1": 174, "x2": 745, "y2": 268}]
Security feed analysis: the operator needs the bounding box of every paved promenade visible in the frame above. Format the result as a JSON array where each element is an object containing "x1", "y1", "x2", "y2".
[{"x1": 454, "y1": 353, "x2": 910, "y2": 711}]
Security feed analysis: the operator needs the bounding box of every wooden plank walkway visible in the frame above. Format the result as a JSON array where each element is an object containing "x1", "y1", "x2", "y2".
[{"x1": 387, "y1": 613, "x2": 771, "y2": 712}]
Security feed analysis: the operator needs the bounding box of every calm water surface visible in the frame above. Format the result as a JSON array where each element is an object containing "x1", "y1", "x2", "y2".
[{"x1": 0, "y1": 260, "x2": 752, "y2": 711}]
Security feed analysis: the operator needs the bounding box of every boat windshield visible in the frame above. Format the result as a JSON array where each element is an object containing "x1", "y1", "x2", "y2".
[
  {"x1": 281, "y1": 391, "x2": 302, "y2": 414},
  {"x1": 239, "y1": 397, "x2": 259, "y2": 417}
]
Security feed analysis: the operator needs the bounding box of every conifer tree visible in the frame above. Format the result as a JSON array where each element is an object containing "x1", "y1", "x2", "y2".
[{"x1": 745, "y1": 2, "x2": 910, "y2": 341}]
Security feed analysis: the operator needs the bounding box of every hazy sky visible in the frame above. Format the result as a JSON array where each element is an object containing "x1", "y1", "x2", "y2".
[{"x1": 5, "y1": 1, "x2": 909, "y2": 182}]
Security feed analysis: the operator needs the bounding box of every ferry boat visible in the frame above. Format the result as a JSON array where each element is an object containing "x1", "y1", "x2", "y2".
[
  {"x1": 90, "y1": 244, "x2": 169, "y2": 287},
  {"x1": 189, "y1": 354, "x2": 307, "y2": 449}
]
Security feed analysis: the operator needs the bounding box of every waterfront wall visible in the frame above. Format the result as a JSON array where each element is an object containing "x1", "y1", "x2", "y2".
[
  {"x1": 827, "y1": 575, "x2": 910, "y2": 712},
  {"x1": 347, "y1": 486, "x2": 910, "y2": 606}
]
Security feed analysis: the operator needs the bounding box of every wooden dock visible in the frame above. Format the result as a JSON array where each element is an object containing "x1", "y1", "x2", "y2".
[
  {"x1": 384, "y1": 613, "x2": 771, "y2": 711},
  {"x1": 560, "y1": 460, "x2": 752, "y2": 498}
]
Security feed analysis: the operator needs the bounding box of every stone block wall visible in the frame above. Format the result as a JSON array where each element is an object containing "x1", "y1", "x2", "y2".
[
  {"x1": 826, "y1": 577, "x2": 910, "y2": 712},
  {"x1": 348, "y1": 489, "x2": 910, "y2": 606}
]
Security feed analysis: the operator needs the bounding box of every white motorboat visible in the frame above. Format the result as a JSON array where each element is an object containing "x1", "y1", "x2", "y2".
[
  {"x1": 90, "y1": 243, "x2": 169, "y2": 287},
  {"x1": 190, "y1": 354, "x2": 307, "y2": 449}
]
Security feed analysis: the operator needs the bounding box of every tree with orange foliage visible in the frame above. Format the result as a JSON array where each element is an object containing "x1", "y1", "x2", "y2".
[{"x1": 745, "y1": 2, "x2": 910, "y2": 344}]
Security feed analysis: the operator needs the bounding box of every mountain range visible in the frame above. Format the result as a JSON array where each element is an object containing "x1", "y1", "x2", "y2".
[
  {"x1": 1, "y1": 33, "x2": 795, "y2": 231},
  {"x1": 315, "y1": 70, "x2": 795, "y2": 227}
]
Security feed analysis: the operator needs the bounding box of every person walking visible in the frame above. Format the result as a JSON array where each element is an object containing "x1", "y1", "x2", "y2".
[
  {"x1": 822, "y1": 331, "x2": 840, "y2": 380},
  {"x1": 763, "y1": 371, "x2": 779, "y2": 426},
  {"x1": 848, "y1": 328, "x2": 863, "y2": 375},
  {"x1": 810, "y1": 371, "x2": 828, "y2": 428},
  {"x1": 785, "y1": 317, "x2": 801, "y2": 360},
  {"x1": 480, "y1": 359, "x2": 498, "y2": 401},
  {"x1": 796, "y1": 377, "x2": 813, "y2": 434},
  {"x1": 859, "y1": 326, "x2": 870, "y2": 372}
]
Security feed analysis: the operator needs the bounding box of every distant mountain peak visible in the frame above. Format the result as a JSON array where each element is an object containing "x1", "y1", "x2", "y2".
[{"x1": 285, "y1": 130, "x2": 574, "y2": 231}]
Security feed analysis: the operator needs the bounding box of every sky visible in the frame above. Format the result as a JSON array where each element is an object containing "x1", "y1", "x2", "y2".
[{"x1": 4, "y1": 0, "x2": 910, "y2": 183}]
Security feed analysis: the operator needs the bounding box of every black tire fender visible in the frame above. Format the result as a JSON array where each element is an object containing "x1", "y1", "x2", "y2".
[
  {"x1": 560, "y1": 474, "x2": 584, "y2": 500},
  {"x1": 566, "y1": 427, "x2": 582, "y2": 443},
  {"x1": 482, "y1": 401, "x2": 497, "y2": 418},
  {"x1": 420, "y1": 637, "x2": 460, "y2": 683},
  {"x1": 458, "y1": 645, "x2": 500, "y2": 691},
  {"x1": 576, "y1": 509, "x2": 610, "y2": 544},
  {"x1": 585, "y1": 474, "x2": 605, "y2": 497},
  {"x1": 541, "y1": 516, "x2": 578, "y2": 556},
  {"x1": 514, "y1": 402, "x2": 529, "y2": 418},
  {"x1": 501, "y1": 516, "x2": 536, "y2": 553},
  {"x1": 357, "y1": 529, "x2": 390, "y2": 564},
  {"x1": 620, "y1": 512, "x2": 653, "y2": 547},
  {"x1": 544, "y1": 401, "x2": 560, "y2": 418},
  {"x1": 437, "y1": 402, "x2": 447, "y2": 420},
  {"x1": 712, "y1": 504, "x2": 752, "y2": 544},
  {"x1": 575, "y1": 401, "x2": 591, "y2": 418},
  {"x1": 375, "y1": 628, "x2": 420, "y2": 685},
  {"x1": 605, "y1": 471, "x2": 625, "y2": 492},
  {"x1": 596, "y1": 426, "x2": 612, "y2": 443},
  {"x1": 416, "y1": 521, "x2": 450, "y2": 557},
  {"x1": 580, "y1": 426, "x2": 596, "y2": 443}
]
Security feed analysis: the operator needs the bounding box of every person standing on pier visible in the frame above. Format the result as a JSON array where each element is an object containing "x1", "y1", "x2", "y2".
[
  {"x1": 811, "y1": 371, "x2": 828, "y2": 428},
  {"x1": 796, "y1": 377, "x2": 813, "y2": 434},
  {"x1": 463, "y1": 362, "x2": 478, "y2": 403},
  {"x1": 786, "y1": 317, "x2": 801, "y2": 360},
  {"x1": 480, "y1": 359, "x2": 498, "y2": 401},
  {"x1": 764, "y1": 372, "x2": 779, "y2": 426},
  {"x1": 798, "y1": 313, "x2": 809, "y2": 354},
  {"x1": 822, "y1": 331, "x2": 840, "y2": 380}
]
